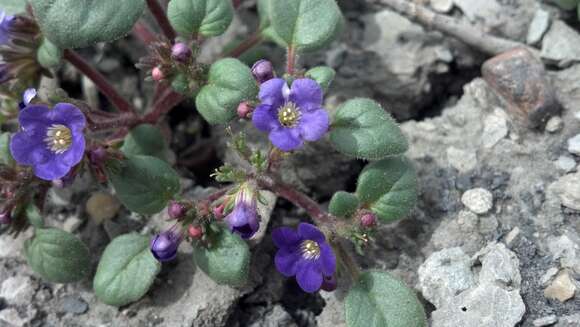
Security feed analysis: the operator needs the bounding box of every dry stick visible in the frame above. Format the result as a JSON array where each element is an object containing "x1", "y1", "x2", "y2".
[
  {"x1": 373, "y1": 0, "x2": 537, "y2": 56},
  {"x1": 64, "y1": 50, "x2": 138, "y2": 114},
  {"x1": 146, "y1": 0, "x2": 176, "y2": 41}
]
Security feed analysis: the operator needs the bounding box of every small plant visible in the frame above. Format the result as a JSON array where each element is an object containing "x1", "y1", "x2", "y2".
[{"x1": 0, "y1": 0, "x2": 426, "y2": 325}]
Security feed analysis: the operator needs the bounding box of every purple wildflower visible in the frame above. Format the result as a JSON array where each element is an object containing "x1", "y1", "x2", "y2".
[
  {"x1": 272, "y1": 223, "x2": 336, "y2": 293},
  {"x1": 9, "y1": 103, "x2": 86, "y2": 181},
  {"x1": 225, "y1": 185, "x2": 260, "y2": 239},
  {"x1": 251, "y1": 59, "x2": 274, "y2": 84},
  {"x1": 19, "y1": 88, "x2": 37, "y2": 109},
  {"x1": 151, "y1": 225, "x2": 183, "y2": 262},
  {"x1": 0, "y1": 10, "x2": 15, "y2": 45},
  {"x1": 252, "y1": 78, "x2": 329, "y2": 152}
]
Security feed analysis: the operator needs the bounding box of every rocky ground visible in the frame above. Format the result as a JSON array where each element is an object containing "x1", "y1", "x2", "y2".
[{"x1": 2, "y1": 0, "x2": 580, "y2": 326}]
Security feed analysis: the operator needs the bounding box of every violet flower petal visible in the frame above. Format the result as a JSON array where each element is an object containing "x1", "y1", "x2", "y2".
[
  {"x1": 9, "y1": 132, "x2": 50, "y2": 165},
  {"x1": 272, "y1": 227, "x2": 301, "y2": 248},
  {"x1": 275, "y1": 249, "x2": 301, "y2": 277},
  {"x1": 18, "y1": 105, "x2": 51, "y2": 128},
  {"x1": 59, "y1": 134, "x2": 85, "y2": 166},
  {"x1": 296, "y1": 261, "x2": 324, "y2": 293},
  {"x1": 298, "y1": 223, "x2": 326, "y2": 243},
  {"x1": 289, "y1": 79, "x2": 323, "y2": 112},
  {"x1": 34, "y1": 157, "x2": 74, "y2": 181},
  {"x1": 269, "y1": 128, "x2": 302, "y2": 151},
  {"x1": 318, "y1": 243, "x2": 337, "y2": 276},
  {"x1": 49, "y1": 103, "x2": 87, "y2": 132},
  {"x1": 258, "y1": 78, "x2": 286, "y2": 107},
  {"x1": 252, "y1": 104, "x2": 279, "y2": 132},
  {"x1": 299, "y1": 109, "x2": 329, "y2": 141}
]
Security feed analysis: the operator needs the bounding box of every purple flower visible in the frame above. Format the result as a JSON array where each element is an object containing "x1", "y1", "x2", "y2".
[
  {"x1": 272, "y1": 223, "x2": 336, "y2": 293},
  {"x1": 252, "y1": 78, "x2": 329, "y2": 152},
  {"x1": 251, "y1": 59, "x2": 274, "y2": 84},
  {"x1": 151, "y1": 226, "x2": 182, "y2": 262},
  {"x1": 167, "y1": 200, "x2": 187, "y2": 220},
  {"x1": 10, "y1": 103, "x2": 86, "y2": 181},
  {"x1": 225, "y1": 186, "x2": 260, "y2": 239},
  {"x1": 19, "y1": 88, "x2": 37, "y2": 110},
  {"x1": 0, "y1": 11, "x2": 15, "y2": 45},
  {"x1": 171, "y1": 42, "x2": 192, "y2": 63}
]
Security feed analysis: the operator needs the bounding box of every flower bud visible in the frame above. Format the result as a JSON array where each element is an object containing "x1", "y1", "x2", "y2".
[
  {"x1": 152, "y1": 66, "x2": 164, "y2": 81},
  {"x1": 171, "y1": 42, "x2": 192, "y2": 63},
  {"x1": 251, "y1": 59, "x2": 274, "y2": 84},
  {"x1": 19, "y1": 88, "x2": 37, "y2": 109},
  {"x1": 225, "y1": 184, "x2": 261, "y2": 239},
  {"x1": 360, "y1": 212, "x2": 377, "y2": 228},
  {"x1": 168, "y1": 200, "x2": 187, "y2": 220},
  {"x1": 0, "y1": 211, "x2": 11, "y2": 224},
  {"x1": 188, "y1": 225, "x2": 203, "y2": 239},
  {"x1": 237, "y1": 101, "x2": 253, "y2": 118},
  {"x1": 320, "y1": 274, "x2": 337, "y2": 292},
  {"x1": 213, "y1": 203, "x2": 225, "y2": 220},
  {"x1": 150, "y1": 227, "x2": 182, "y2": 262},
  {"x1": 89, "y1": 147, "x2": 107, "y2": 166}
]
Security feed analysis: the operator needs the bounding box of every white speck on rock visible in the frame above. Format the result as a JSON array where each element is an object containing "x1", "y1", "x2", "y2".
[
  {"x1": 430, "y1": 0, "x2": 454, "y2": 13},
  {"x1": 555, "y1": 156, "x2": 576, "y2": 173},
  {"x1": 462, "y1": 188, "x2": 494, "y2": 214},
  {"x1": 567, "y1": 134, "x2": 580, "y2": 155},
  {"x1": 545, "y1": 116, "x2": 563, "y2": 133}
]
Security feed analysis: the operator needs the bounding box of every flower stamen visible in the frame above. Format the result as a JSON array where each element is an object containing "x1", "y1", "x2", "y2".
[
  {"x1": 277, "y1": 102, "x2": 301, "y2": 128},
  {"x1": 301, "y1": 240, "x2": 321, "y2": 260},
  {"x1": 44, "y1": 124, "x2": 72, "y2": 154}
]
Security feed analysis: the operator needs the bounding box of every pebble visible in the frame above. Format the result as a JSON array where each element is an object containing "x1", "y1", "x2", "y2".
[
  {"x1": 59, "y1": 295, "x2": 89, "y2": 315},
  {"x1": 63, "y1": 216, "x2": 83, "y2": 233},
  {"x1": 567, "y1": 134, "x2": 580, "y2": 156},
  {"x1": 555, "y1": 156, "x2": 576, "y2": 173},
  {"x1": 527, "y1": 9, "x2": 551, "y2": 46},
  {"x1": 544, "y1": 270, "x2": 577, "y2": 302},
  {"x1": 447, "y1": 147, "x2": 478, "y2": 172},
  {"x1": 0, "y1": 308, "x2": 35, "y2": 327},
  {"x1": 0, "y1": 276, "x2": 36, "y2": 305},
  {"x1": 462, "y1": 188, "x2": 494, "y2": 214},
  {"x1": 86, "y1": 192, "x2": 121, "y2": 224},
  {"x1": 542, "y1": 20, "x2": 580, "y2": 67},
  {"x1": 540, "y1": 267, "x2": 560, "y2": 286},
  {"x1": 549, "y1": 172, "x2": 580, "y2": 210},
  {"x1": 533, "y1": 315, "x2": 558, "y2": 327},
  {"x1": 430, "y1": 0, "x2": 454, "y2": 13},
  {"x1": 545, "y1": 116, "x2": 563, "y2": 133},
  {"x1": 482, "y1": 110, "x2": 509, "y2": 148}
]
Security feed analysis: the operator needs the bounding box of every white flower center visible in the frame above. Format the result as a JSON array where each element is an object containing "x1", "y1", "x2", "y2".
[
  {"x1": 301, "y1": 240, "x2": 321, "y2": 260},
  {"x1": 44, "y1": 124, "x2": 72, "y2": 154},
  {"x1": 277, "y1": 102, "x2": 300, "y2": 128}
]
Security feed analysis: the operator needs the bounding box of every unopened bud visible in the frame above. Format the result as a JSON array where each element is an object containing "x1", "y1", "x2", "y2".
[
  {"x1": 0, "y1": 211, "x2": 11, "y2": 224},
  {"x1": 213, "y1": 203, "x2": 225, "y2": 219},
  {"x1": 320, "y1": 274, "x2": 337, "y2": 292},
  {"x1": 360, "y1": 212, "x2": 377, "y2": 228},
  {"x1": 237, "y1": 101, "x2": 253, "y2": 118},
  {"x1": 89, "y1": 147, "x2": 107, "y2": 166},
  {"x1": 168, "y1": 200, "x2": 187, "y2": 220},
  {"x1": 152, "y1": 66, "x2": 164, "y2": 81},
  {"x1": 188, "y1": 225, "x2": 203, "y2": 239},
  {"x1": 251, "y1": 59, "x2": 274, "y2": 84},
  {"x1": 171, "y1": 42, "x2": 192, "y2": 63},
  {"x1": 150, "y1": 227, "x2": 182, "y2": 262}
]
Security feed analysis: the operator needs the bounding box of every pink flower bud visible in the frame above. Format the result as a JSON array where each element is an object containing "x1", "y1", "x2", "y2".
[
  {"x1": 188, "y1": 225, "x2": 203, "y2": 239},
  {"x1": 213, "y1": 203, "x2": 225, "y2": 219},
  {"x1": 360, "y1": 212, "x2": 377, "y2": 228},
  {"x1": 168, "y1": 200, "x2": 187, "y2": 220},
  {"x1": 237, "y1": 102, "x2": 253, "y2": 118},
  {"x1": 152, "y1": 67, "x2": 164, "y2": 81},
  {"x1": 171, "y1": 42, "x2": 192, "y2": 63}
]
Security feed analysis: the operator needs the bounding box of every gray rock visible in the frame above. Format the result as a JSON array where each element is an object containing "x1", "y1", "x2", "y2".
[
  {"x1": 533, "y1": 315, "x2": 558, "y2": 327},
  {"x1": 447, "y1": 147, "x2": 478, "y2": 172},
  {"x1": 556, "y1": 314, "x2": 580, "y2": 327},
  {"x1": 547, "y1": 232, "x2": 580, "y2": 273},
  {"x1": 59, "y1": 295, "x2": 89, "y2": 315},
  {"x1": 428, "y1": 210, "x2": 486, "y2": 255},
  {"x1": 527, "y1": 9, "x2": 551, "y2": 45},
  {"x1": 475, "y1": 243, "x2": 521, "y2": 289},
  {"x1": 548, "y1": 172, "x2": 580, "y2": 210},
  {"x1": 418, "y1": 247, "x2": 476, "y2": 307},
  {"x1": 555, "y1": 156, "x2": 576, "y2": 173},
  {"x1": 567, "y1": 134, "x2": 580, "y2": 155},
  {"x1": 545, "y1": 116, "x2": 563, "y2": 133},
  {"x1": 430, "y1": 0, "x2": 454, "y2": 13},
  {"x1": 0, "y1": 276, "x2": 37, "y2": 306},
  {"x1": 431, "y1": 284, "x2": 525, "y2": 327},
  {"x1": 540, "y1": 267, "x2": 560, "y2": 286},
  {"x1": 462, "y1": 188, "x2": 494, "y2": 214},
  {"x1": 248, "y1": 305, "x2": 298, "y2": 327},
  {"x1": 0, "y1": 307, "x2": 36, "y2": 327},
  {"x1": 482, "y1": 109, "x2": 509, "y2": 149},
  {"x1": 541, "y1": 21, "x2": 580, "y2": 67},
  {"x1": 316, "y1": 292, "x2": 347, "y2": 327}
]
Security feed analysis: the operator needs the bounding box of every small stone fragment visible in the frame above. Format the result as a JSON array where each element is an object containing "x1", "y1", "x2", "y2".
[
  {"x1": 430, "y1": 0, "x2": 454, "y2": 13},
  {"x1": 462, "y1": 188, "x2": 494, "y2": 214},
  {"x1": 544, "y1": 270, "x2": 577, "y2": 302},
  {"x1": 567, "y1": 134, "x2": 580, "y2": 156},
  {"x1": 59, "y1": 295, "x2": 89, "y2": 315},
  {"x1": 482, "y1": 48, "x2": 561, "y2": 128},
  {"x1": 533, "y1": 315, "x2": 558, "y2": 327},
  {"x1": 540, "y1": 267, "x2": 560, "y2": 286},
  {"x1": 545, "y1": 116, "x2": 563, "y2": 133},
  {"x1": 556, "y1": 314, "x2": 580, "y2": 327},
  {"x1": 527, "y1": 9, "x2": 551, "y2": 45},
  {"x1": 63, "y1": 216, "x2": 83, "y2": 233},
  {"x1": 542, "y1": 20, "x2": 580, "y2": 67},
  {"x1": 0, "y1": 276, "x2": 36, "y2": 305},
  {"x1": 482, "y1": 110, "x2": 509, "y2": 148},
  {"x1": 86, "y1": 192, "x2": 121, "y2": 224},
  {"x1": 476, "y1": 243, "x2": 521, "y2": 288},
  {"x1": 447, "y1": 147, "x2": 477, "y2": 172},
  {"x1": 0, "y1": 308, "x2": 34, "y2": 327},
  {"x1": 555, "y1": 156, "x2": 576, "y2": 173},
  {"x1": 549, "y1": 172, "x2": 580, "y2": 210},
  {"x1": 504, "y1": 227, "x2": 521, "y2": 246}
]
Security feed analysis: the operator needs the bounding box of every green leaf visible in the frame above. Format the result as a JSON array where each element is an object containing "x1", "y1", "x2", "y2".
[
  {"x1": 356, "y1": 156, "x2": 417, "y2": 223},
  {"x1": 345, "y1": 271, "x2": 427, "y2": 327},
  {"x1": 3, "y1": 0, "x2": 27, "y2": 15},
  {"x1": 24, "y1": 228, "x2": 90, "y2": 283},
  {"x1": 554, "y1": 0, "x2": 580, "y2": 10},
  {"x1": 31, "y1": 0, "x2": 145, "y2": 49},
  {"x1": 193, "y1": 229, "x2": 250, "y2": 286},
  {"x1": 106, "y1": 155, "x2": 180, "y2": 215},
  {"x1": 168, "y1": 0, "x2": 233, "y2": 37},
  {"x1": 305, "y1": 66, "x2": 336, "y2": 92},
  {"x1": 25, "y1": 203, "x2": 44, "y2": 228},
  {"x1": 94, "y1": 233, "x2": 161, "y2": 306},
  {"x1": 37, "y1": 38, "x2": 63, "y2": 69},
  {"x1": 330, "y1": 98, "x2": 408, "y2": 160},
  {"x1": 0, "y1": 133, "x2": 15, "y2": 167},
  {"x1": 269, "y1": 0, "x2": 343, "y2": 52},
  {"x1": 120, "y1": 124, "x2": 168, "y2": 161},
  {"x1": 195, "y1": 58, "x2": 258, "y2": 124},
  {"x1": 256, "y1": 0, "x2": 286, "y2": 47},
  {"x1": 329, "y1": 191, "x2": 359, "y2": 218}
]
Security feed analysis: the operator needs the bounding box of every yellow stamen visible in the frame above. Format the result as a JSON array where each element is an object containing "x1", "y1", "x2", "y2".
[
  {"x1": 45, "y1": 124, "x2": 72, "y2": 154},
  {"x1": 301, "y1": 240, "x2": 321, "y2": 260},
  {"x1": 277, "y1": 102, "x2": 301, "y2": 128}
]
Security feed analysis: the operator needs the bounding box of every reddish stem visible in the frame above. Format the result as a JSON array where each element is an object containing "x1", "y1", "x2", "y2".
[
  {"x1": 286, "y1": 46, "x2": 296, "y2": 75},
  {"x1": 64, "y1": 50, "x2": 137, "y2": 114},
  {"x1": 87, "y1": 112, "x2": 140, "y2": 131},
  {"x1": 226, "y1": 34, "x2": 263, "y2": 58},
  {"x1": 133, "y1": 21, "x2": 157, "y2": 45},
  {"x1": 146, "y1": 0, "x2": 176, "y2": 41},
  {"x1": 142, "y1": 90, "x2": 185, "y2": 123}
]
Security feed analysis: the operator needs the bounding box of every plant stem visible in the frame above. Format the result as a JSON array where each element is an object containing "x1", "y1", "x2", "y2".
[
  {"x1": 64, "y1": 50, "x2": 137, "y2": 114},
  {"x1": 142, "y1": 89, "x2": 185, "y2": 123},
  {"x1": 146, "y1": 0, "x2": 176, "y2": 41},
  {"x1": 286, "y1": 46, "x2": 296, "y2": 75},
  {"x1": 336, "y1": 242, "x2": 361, "y2": 280},
  {"x1": 133, "y1": 21, "x2": 157, "y2": 45},
  {"x1": 87, "y1": 112, "x2": 140, "y2": 131},
  {"x1": 226, "y1": 33, "x2": 263, "y2": 58}
]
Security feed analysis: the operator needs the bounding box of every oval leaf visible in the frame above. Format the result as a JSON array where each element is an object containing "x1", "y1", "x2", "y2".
[
  {"x1": 4, "y1": 0, "x2": 27, "y2": 15},
  {"x1": 195, "y1": 58, "x2": 258, "y2": 124},
  {"x1": 94, "y1": 233, "x2": 161, "y2": 306},
  {"x1": 269, "y1": 0, "x2": 343, "y2": 52},
  {"x1": 120, "y1": 124, "x2": 168, "y2": 160},
  {"x1": 168, "y1": 0, "x2": 233, "y2": 37},
  {"x1": 37, "y1": 38, "x2": 63, "y2": 69},
  {"x1": 193, "y1": 229, "x2": 250, "y2": 286},
  {"x1": 329, "y1": 191, "x2": 359, "y2": 218},
  {"x1": 106, "y1": 155, "x2": 180, "y2": 215},
  {"x1": 25, "y1": 228, "x2": 90, "y2": 283},
  {"x1": 31, "y1": 0, "x2": 145, "y2": 49},
  {"x1": 345, "y1": 271, "x2": 427, "y2": 327},
  {"x1": 305, "y1": 66, "x2": 335, "y2": 92},
  {"x1": 356, "y1": 156, "x2": 417, "y2": 223},
  {"x1": 330, "y1": 98, "x2": 408, "y2": 160}
]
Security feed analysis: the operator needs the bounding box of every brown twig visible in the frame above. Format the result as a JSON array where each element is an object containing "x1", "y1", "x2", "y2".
[
  {"x1": 146, "y1": 0, "x2": 177, "y2": 41},
  {"x1": 372, "y1": 0, "x2": 537, "y2": 56},
  {"x1": 64, "y1": 50, "x2": 138, "y2": 114}
]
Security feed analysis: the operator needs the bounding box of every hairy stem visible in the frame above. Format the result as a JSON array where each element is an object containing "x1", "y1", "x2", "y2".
[
  {"x1": 64, "y1": 50, "x2": 137, "y2": 114},
  {"x1": 226, "y1": 33, "x2": 263, "y2": 58},
  {"x1": 142, "y1": 89, "x2": 185, "y2": 124},
  {"x1": 146, "y1": 0, "x2": 176, "y2": 41},
  {"x1": 133, "y1": 21, "x2": 157, "y2": 45},
  {"x1": 87, "y1": 112, "x2": 140, "y2": 131},
  {"x1": 286, "y1": 46, "x2": 296, "y2": 75}
]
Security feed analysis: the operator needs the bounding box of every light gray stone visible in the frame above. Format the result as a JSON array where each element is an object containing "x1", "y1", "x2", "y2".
[
  {"x1": 447, "y1": 147, "x2": 478, "y2": 172},
  {"x1": 462, "y1": 188, "x2": 494, "y2": 214},
  {"x1": 547, "y1": 232, "x2": 580, "y2": 273},
  {"x1": 430, "y1": 0, "x2": 454, "y2": 13},
  {"x1": 527, "y1": 9, "x2": 551, "y2": 45},
  {"x1": 0, "y1": 308, "x2": 36, "y2": 327},
  {"x1": 556, "y1": 314, "x2": 580, "y2": 327},
  {"x1": 0, "y1": 276, "x2": 36, "y2": 305},
  {"x1": 567, "y1": 134, "x2": 580, "y2": 155},
  {"x1": 533, "y1": 315, "x2": 558, "y2": 327},
  {"x1": 428, "y1": 210, "x2": 485, "y2": 255},
  {"x1": 548, "y1": 172, "x2": 580, "y2": 210},
  {"x1": 418, "y1": 247, "x2": 476, "y2": 307},
  {"x1": 475, "y1": 243, "x2": 521, "y2": 289},
  {"x1": 482, "y1": 109, "x2": 509, "y2": 149},
  {"x1": 541, "y1": 21, "x2": 580, "y2": 67},
  {"x1": 545, "y1": 116, "x2": 563, "y2": 133},
  {"x1": 540, "y1": 267, "x2": 560, "y2": 286},
  {"x1": 555, "y1": 156, "x2": 576, "y2": 173}
]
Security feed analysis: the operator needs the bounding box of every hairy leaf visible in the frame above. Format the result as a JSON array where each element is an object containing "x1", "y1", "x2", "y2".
[
  {"x1": 168, "y1": 0, "x2": 233, "y2": 37},
  {"x1": 121, "y1": 124, "x2": 168, "y2": 161},
  {"x1": 37, "y1": 38, "x2": 63, "y2": 69},
  {"x1": 329, "y1": 191, "x2": 359, "y2": 218},
  {"x1": 0, "y1": 133, "x2": 15, "y2": 167},
  {"x1": 305, "y1": 66, "x2": 336, "y2": 92},
  {"x1": 3, "y1": 0, "x2": 27, "y2": 15}
]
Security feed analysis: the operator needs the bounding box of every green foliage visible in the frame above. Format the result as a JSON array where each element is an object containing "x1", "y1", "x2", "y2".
[
  {"x1": 305, "y1": 66, "x2": 335, "y2": 92},
  {"x1": 24, "y1": 228, "x2": 90, "y2": 283},
  {"x1": 195, "y1": 58, "x2": 258, "y2": 124},
  {"x1": 256, "y1": 0, "x2": 287, "y2": 47},
  {"x1": 329, "y1": 191, "x2": 359, "y2": 218},
  {"x1": 0, "y1": 132, "x2": 15, "y2": 167},
  {"x1": 356, "y1": 156, "x2": 417, "y2": 223},
  {"x1": 3, "y1": 0, "x2": 27, "y2": 15},
  {"x1": 120, "y1": 124, "x2": 168, "y2": 161},
  {"x1": 37, "y1": 38, "x2": 63, "y2": 69},
  {"x1": 268, "y1": 0, "x2": 343, "y2": 52},
  {"x1": 330, "y1": 98, "x2": 408, "y2": 160},
  {"x1": 31, "y1": 0, "x2": 145, "y2": 49},
  {"x1": 193, "y1": 229, "x2": 250, "y2": 286},
  {"x1": 168, "y1": 0, "x2": 234, "y2": 37},
  {"x1": 553, "y1": 0, "x2": 580, "y2": 10},
  {"x1": 106, "y1": 155, "x2": 180, "y2": 215},
  {"x1": 345, "y1": 271, "x2": 427, "y2": 327},
  {"x1": 93, "y1": 233, "x2": 161, "y2": 306},
  {"x1": 25, "y1": 203, "x2": 44, "y2": 228}
]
